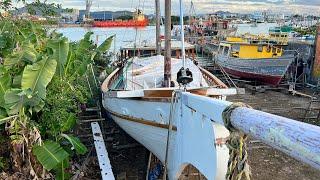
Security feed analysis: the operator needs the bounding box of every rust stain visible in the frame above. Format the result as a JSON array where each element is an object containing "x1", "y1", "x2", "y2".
[{"x1": 215, "y1": 137, "x2": 229, "y2": 147}]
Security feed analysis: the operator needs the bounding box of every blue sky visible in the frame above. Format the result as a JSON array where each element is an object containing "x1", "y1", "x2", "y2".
[{"x1": 20, "y1": 0, "x2": 320, "y2": 15}]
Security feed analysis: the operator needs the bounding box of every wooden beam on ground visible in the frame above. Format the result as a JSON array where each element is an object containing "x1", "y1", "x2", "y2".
[{"x1": 91, "y1": 122, "x2": 115, "y2": 180}]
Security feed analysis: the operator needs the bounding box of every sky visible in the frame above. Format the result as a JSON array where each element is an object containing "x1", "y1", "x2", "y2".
[{"x1": 19, "y1": 0, "x2": 320, "y2": 15}]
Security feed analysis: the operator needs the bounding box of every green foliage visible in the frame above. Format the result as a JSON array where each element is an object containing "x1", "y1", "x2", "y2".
[
  {"x1": 61, "y1": 134, "x2": 87, "y2": 155},
  {"x1": 0, "y1": 71, "x2": 11, "y2": 106},
  {"x1": 4, "y1": 42, "x2": 37, "y2": 69},
  {"x1": 39, "y1": 76, "x2": 88, "y2": 138},
  {"x1": 21, "y1": 56, "x2": 57, "y2": 99},
  {"x1": 0, "y1": 19, "x2": 114, "y2": 178},
  {"x1": 54, "y1": 158, "x2": 71, "y2": 180},
  {"x1": 47, "y1": 37, "x2": 69, "y2": 77},
  {"x1": 96, "y1": 35, "x2": 114, "y2": 54},
  {"x1": 32, "y1": 140, "x2": 69, "y2": 171}
]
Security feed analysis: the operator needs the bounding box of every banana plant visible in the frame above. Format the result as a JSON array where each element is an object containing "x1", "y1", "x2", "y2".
[{"x1": 0, "y1": 19, "x2": 114, "y2": 179}]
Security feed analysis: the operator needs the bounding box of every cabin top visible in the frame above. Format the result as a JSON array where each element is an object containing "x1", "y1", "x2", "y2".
[
  {"x1": 218, "y1": 40, "x2": 284, "y2": 59},
  {"x1": 226, "y1": 33, "x2": 288, "y2": 46},
  {"x1": 101, "y1": 55, "x2": 229, "y2": 97}
]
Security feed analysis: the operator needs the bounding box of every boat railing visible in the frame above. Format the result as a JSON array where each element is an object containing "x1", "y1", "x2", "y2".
[
  {"x1": 198, "y1": 66, "x2": 228, "y2": 88},
  {"x1": 101, "y1": 67, "x2": 123, "y2": 92}
]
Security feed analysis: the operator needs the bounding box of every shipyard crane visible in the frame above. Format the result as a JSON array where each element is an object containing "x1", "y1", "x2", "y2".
[{"x1": 85, "y1": 0, "x2": 92, "y2": 19}]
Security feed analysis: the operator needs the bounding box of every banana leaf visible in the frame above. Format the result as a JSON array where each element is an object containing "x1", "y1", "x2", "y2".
[
  {"x1": 3, "y1": 89, "x2": 40, "y2": 115},
  {"x1": 61, "y1": 113, "x2": 77, "y2": 132},
  {"x1": 3, "y1": 42, "x2": 37, "y2": 68},
  {"x1": 47, "y1": 37, "x2": 69, "y2": 77},
  {"x1": 96, "y1": 35, "x2": 114, "y2": 54},
  {"x1": 21, "y1": 56, "x2": 57, "y2": 99},
  {"x1": 54, "y1": 158, "x2": 71, "y2": 180},
  {"x1": 61, "y1": 134, "x2": 87, "y2": 155},
  {"x1": 33, "y1": 140, "x2": 69, "y2": 171},
  {"x1": 0, "y1": 108, "x2": 8, "y2": 121},
  {"x1": 0, "y1": 73, "x2": 11, "y2": 107}
]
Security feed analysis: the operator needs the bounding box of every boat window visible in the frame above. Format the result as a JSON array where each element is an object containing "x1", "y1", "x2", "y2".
[
  {"x1": 223, "y1": 47, "x2": 229, "y2": 56},
  {"x1": 277, "y1": 48, "x2": 281, "y2": 53},
  {"x1": 266, "y1": 45, "x2": 271, "y2": 53},
  {"x1": 272, "y1": 47, "x2": 276, "y2": 53},
  {"x1": 257, "y1": 45, "x2": 263, "y2": 52},
  {"x1": 232, "y1": 44, "x2": 240, "y2": 52}
]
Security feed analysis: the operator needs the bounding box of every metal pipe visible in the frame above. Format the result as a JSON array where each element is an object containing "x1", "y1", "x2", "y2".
[
  {"x1": 164, "y1": 0, "x2": 172, "y2": 87},
  {"x1": 179, "y1": 0, "x2": 186, "y2": 68},
  {"x1": 155, "y1": 0, "x2": 161, "y2": 55},
  {"x1": 231, "y1": 107, "x2": 320, "y2": 170}
]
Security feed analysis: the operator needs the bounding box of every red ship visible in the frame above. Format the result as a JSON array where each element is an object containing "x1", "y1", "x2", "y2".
[{"x1": 93, "y1": 9, "x2": 148, "y2": 27}]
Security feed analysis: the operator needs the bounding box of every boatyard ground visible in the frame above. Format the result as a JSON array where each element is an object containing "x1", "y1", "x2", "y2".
[
  {"x1": 227, "y1": 88, "x2": 320, "y2": 180},
  {"x1": 95, "y1": 86, "x2": 320, "y2": 180}
]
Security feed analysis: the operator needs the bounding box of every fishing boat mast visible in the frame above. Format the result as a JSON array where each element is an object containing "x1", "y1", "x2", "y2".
[
  {"x1": 155, "y1": 0, "x2": 161, "y2": 55},
  {"x1": 164, "y1": 0, "x2": 172, "y2": 87}
]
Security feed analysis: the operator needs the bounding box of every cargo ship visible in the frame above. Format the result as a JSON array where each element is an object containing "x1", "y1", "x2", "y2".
[{"x1": 93, "y1": 9, "x2": 148, "y2": 27}]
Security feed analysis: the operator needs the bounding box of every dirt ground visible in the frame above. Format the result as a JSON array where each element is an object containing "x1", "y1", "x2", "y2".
[{"x1": 226, "y1": 88, "x2": 320, "y2": 180}]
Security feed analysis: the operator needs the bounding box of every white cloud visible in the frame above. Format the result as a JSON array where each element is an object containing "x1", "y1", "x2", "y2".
[{"x1": 14, "y1": 0, "x2": 320, "y2": 15}]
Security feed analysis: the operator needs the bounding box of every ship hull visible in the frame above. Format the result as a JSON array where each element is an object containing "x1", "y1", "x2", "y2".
[
  {"x1": 93, "y1": 19, "x2": 148, "y2": 27},
  {"x1": 215, "y1": 55, "x2": 294, "y2": 85}
]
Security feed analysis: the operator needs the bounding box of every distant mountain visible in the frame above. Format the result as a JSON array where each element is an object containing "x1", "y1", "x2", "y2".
[{"x1": 11, "y1": 3, "x2": 61, "y2": 16}]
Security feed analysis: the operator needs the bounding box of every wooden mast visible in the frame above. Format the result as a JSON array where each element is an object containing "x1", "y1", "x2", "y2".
[
  {"x1": 155, "y1": 0, "x2": 161, "y2": 55},
  {"x1": 164, "y1": 0, "x2": 171, "y2": 87}
]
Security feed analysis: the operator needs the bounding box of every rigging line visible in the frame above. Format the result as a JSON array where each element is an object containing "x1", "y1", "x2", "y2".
[
  {"x1": 180, "y1": 0, "x2": 186, "y2": 68},
  {"x1": 142, "y1": 0, "x2": 146, "y2": 11},
  {"x1": 164, "y1": 91, "x2": 178, "y2": 179}
]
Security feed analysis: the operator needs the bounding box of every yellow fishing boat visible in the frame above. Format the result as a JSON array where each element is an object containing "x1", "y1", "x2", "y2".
[{"x1": 215, "y1": 35, "x2": 294, "y2": 85}]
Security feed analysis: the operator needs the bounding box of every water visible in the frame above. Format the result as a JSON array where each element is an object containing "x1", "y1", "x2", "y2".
[
  {"x1": 57, "y1": 23, "x2": 278, "y2": 52},
  {"x1": 57, "y1": 26, "x2": 163, "y2": 52}
]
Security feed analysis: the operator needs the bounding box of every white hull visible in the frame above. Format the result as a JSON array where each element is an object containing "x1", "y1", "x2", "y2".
[{"x1": 102, "y1": 95, "x2": 230, "y2": 179}]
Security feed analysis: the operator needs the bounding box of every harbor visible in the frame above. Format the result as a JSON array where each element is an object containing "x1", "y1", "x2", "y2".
[{"x1": 1, "y1": 0, "x2": 320, "y2": 180}]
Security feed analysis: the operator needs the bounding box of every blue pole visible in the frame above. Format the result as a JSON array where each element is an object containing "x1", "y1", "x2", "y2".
[{"x1": 231, "y1": 107, "x2": 320, "y2": 170}]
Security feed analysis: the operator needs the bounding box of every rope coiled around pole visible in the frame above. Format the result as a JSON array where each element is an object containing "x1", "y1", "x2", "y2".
[{"x1": 222, "y1": 102, "x2": 252, "y2": 180}]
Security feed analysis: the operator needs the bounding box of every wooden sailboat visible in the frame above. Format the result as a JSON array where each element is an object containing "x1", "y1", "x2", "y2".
[
  {"x1": 102, "y1": 0, "x2": 232, "y2": 178},
  {"x1": 101, "y1": 0, "x2": 320, "y2": 179}
]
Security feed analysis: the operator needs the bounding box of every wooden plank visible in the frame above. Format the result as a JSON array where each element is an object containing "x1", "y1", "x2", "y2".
[
  {"x1": 80, "y1": 118, "x2": 105, "y2": 123},
  {"x1": 86, "y1": 108, "x2": 101, "y2": 112},
  {"x1": 91, "y1": 122, "x2": 115, "y2": 180}
]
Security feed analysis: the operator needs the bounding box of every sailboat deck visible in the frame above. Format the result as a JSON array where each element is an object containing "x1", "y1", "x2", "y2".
[{"x1": 101, "y1": 56, "x2": 232, "y2": 99}]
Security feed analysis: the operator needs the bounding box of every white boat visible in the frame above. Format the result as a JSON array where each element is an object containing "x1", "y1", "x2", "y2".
[
  {"x1": 101, "y1": 0, "x2": 320, "y2": 179},
  {"x1": 101, "y1": 55, "x2": 233, "y2": 179},
  {"x1": 101, "y1": 54, "x2": 320, "y2": 179}
]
